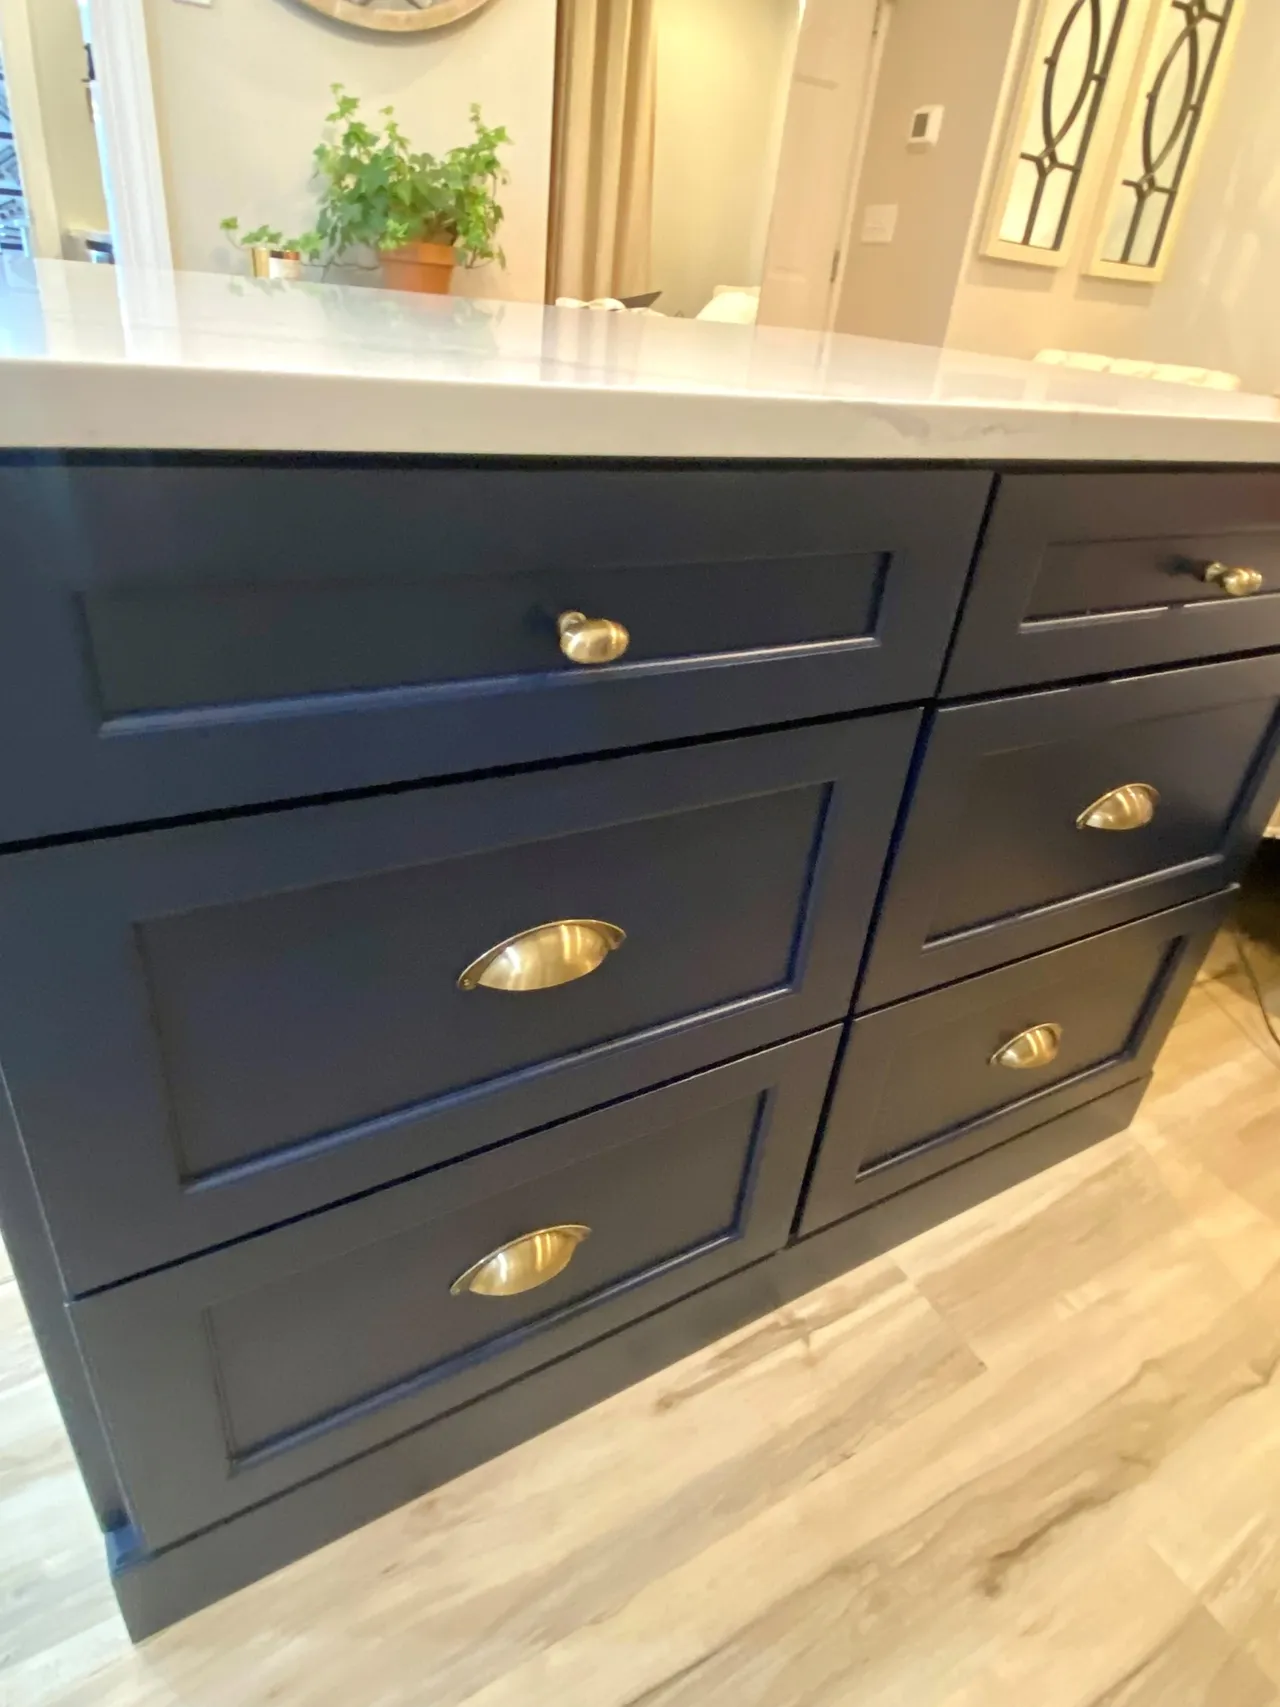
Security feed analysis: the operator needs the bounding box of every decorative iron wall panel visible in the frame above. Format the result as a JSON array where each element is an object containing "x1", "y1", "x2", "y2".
[
  {"x1": 987, "y1": 0, "x2": 1132, "y2": 263},
  {"x1": 0, "y1": 65, "x2": 31, "y2": 255},
  {"x1": 1091, "y1": 0, "x2": 1240, "y2": 277}
]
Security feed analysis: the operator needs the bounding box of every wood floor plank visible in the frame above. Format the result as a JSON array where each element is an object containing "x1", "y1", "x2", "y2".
[
  {"x1": 1206, "y1": 965, "x2": 1280, "y2": 1072},
  {"x1": 896, "y1": 1136, "x2": 1244, "y2": 1368},
  {"x1": 1130, "y1": 1267, "x2": 1280, "y2": 1690},
  {"x1": 448, "y1": 1263, "x2": 1280, "y2": 1707},
  {"x1": 1082, "y1": 1605, "x2": 1277, "y2": 1707},
  {"x1": 1, "y1": 989, "x2": 1278, "y2": 1707}
]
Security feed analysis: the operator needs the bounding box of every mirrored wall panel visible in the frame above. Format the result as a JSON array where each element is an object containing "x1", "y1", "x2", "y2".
[
  {"x1": 1090, "y1": 0, "x2": 1242, "y2": 278},
  {"x1": 985, "y1": 0, "x2": 1133, "y2": 265}
]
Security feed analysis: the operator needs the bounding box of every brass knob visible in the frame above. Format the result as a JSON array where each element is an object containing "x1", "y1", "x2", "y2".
[
  {"x1": 450, "y1": 1224, "x2": 591, "y2": 1298},
  {"x1": 557, "y1": 610, "x2": 630, "y2": 665},
  {"x1": 1076, "y1": 782, "x2": 1160, "y2": 832},
  {"x1": 457, "y1": 918, "x2": 626, "y2": 992},
  {"x1": 1202, "y1": 561, "x2": 1265, "y2": 598},
  {"x1": 991, "y1": 1023, "x2": 1063, "y2": 1071}
]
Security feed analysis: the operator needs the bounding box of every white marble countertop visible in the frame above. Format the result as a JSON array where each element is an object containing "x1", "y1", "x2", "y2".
[{"x1": 2, "y1": 258, "x2": 1279, "y2": 463}]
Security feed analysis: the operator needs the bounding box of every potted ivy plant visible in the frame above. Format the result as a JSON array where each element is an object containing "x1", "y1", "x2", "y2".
[
  {"x1": 312, "y1": 85, "x2": 509, "y2": 294},
  {"x1": 219, "y1": 218, "x2": 323, "y2": 280}
]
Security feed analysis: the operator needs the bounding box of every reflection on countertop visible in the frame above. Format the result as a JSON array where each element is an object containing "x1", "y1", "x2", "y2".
[{"x1": 2, "y1": 258, "x2": 1277, "y2": 461}]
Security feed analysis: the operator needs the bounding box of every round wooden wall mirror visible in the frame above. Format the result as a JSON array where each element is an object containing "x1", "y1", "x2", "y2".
[{"x1": 296, "y1": 0, "x2": 496, "y2": 31}]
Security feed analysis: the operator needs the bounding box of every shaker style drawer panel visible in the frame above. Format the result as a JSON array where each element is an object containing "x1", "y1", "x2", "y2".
[
  {"x1": 945, "y1": 470, "x2": 1280, "y2": 695},
  {"x1": 71, "y1": 1029, "x2": 838, "y2": 1551},
  {"x1": 0, "y1": 458, "x2": 987, "y2": 840},
  {"x1": 0, "y1": 716, "x2": 916, "y2": 1292},
  {"x1": 860, "y1": 654, "x2": 1280, "y2": 1008},
  {"x1": 801, "y1": 896, "x2": 1220, "y2": 1235}
]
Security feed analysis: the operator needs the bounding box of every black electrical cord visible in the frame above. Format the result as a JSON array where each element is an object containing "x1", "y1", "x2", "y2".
[{"x1": 1232, "y1": 929, "x2": 1280, "y2": 1055}]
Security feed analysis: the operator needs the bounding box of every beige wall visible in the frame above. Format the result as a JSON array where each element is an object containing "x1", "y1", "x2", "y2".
[
  {"x1": 650, "y1": 0, "x2": 797, "y2": 318},
  {"x1": 141, "y1": 0, "x2": 556, "y2": 302},
  {"x1": 947, "y1": 0, "x2": 1280, "y2": 394},
  {"x1": 834, "y1": 0, "x2": 1022, "y2": 346},
  {"x1": 29, "y1": 0, "x2": 106, "y2": 235}
]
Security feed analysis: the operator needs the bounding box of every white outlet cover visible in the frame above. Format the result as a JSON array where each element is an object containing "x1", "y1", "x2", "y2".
[{"x1": 861, "y1": 204, "x2": 898, "y2": 245}]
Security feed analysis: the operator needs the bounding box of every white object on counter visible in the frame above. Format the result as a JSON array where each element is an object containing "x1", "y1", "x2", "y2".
[
  {"x1": 695, "y1": 288, "x2": 759, "y2": 326},
  {"x1": 2, "y1": 258, "x2": 1279, "y2": 462},
  {"x1": 1036, "y1": 349, "x2": 1242, "y2": 391}
]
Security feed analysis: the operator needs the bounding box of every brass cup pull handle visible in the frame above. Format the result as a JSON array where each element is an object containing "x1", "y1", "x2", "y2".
[
  {"x1": 1202, "y1": 561, "x2": 1265, "y2": 598},
  {"x1": 557, "y1": 610, "x2": 630, "y2": 665},
  {"x1": 991, "y1": 1023, "x2": 1063, "y2": 1071},
  {"x1": 457, "y1": 918, "x2": 626, "y2": 992},
  {"x1": 451, "y1": 1224, "x2": 592, "y2": 1298},
  {"x1": 1077, "y1": 782, "x2": 1160, "y2": 832}
]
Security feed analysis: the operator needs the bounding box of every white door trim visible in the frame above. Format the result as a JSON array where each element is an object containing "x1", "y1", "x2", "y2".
[
  {"x1": 0, "y1": 0, "x2": 62, "y2": 256},
  {"x1": 82, "y1": 0, "x2": 171, "y2": 270},
  {"x1": 825, "y1": 0, "x2": 890, "y2": 331},
  {"x1": 757, "y1": 0, "x2": 886, "y2": 333}
]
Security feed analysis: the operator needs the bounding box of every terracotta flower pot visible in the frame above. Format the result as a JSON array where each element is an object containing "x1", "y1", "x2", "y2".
[{"x1": 379, "y1": 240, "x2": 457, "y2": 295}]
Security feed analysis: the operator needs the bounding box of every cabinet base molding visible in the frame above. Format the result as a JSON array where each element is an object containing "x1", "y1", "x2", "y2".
[{"x1": 111, "y1": 1074, "x2": 1147, "y2": 1641}]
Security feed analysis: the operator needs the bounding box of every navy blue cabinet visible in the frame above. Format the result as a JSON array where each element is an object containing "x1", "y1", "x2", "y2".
[
  {"x1": 0, "y1": 459, "x2": 987, "y2": 841},
  {"x1": 0, "y1": 450, "x2": 1262, "y2": 1640},
  {"x1": 70, "y1": 1029, "x2": 838, "y2": 1551},
  {"x1": 860, "y1": 654, "x2": 1280, "y2": 1008},
  {"x1": 945, "y1": 470, "x2": 1280, "y2": 695},
  {"x1": 0, "y1": 715, "x2": 916, "y2": 1291},
  {"x1": 802, "y1": 895, "x2": 1221, "y2": 1235}
]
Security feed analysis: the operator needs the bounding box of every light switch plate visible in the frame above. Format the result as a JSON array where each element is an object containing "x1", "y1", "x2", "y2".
[
  {"x1": 908, "y1": 106, "x2": 945, "y2": 148},
  {"x1": 861, "y1": 204, "x2": 898, "y2": 245}
]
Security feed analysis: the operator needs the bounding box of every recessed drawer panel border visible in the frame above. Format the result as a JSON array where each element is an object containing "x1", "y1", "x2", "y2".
[
  {"x1": 945, "y1": 470, "x2": 1280, "y2": 695},
  {"x1": 70, "y1": 1028, "x2": 839, "y2": 1552},
  {"x1": 0, "y1": 458, "x2": 988, "y2": 842},
  {"x1": 802, "y1": 893, "x2": 1224, "y2": 1236},
  {"x1": 0, "y1": 716, "x2": 916, "y2": 1292},
  {"x1": 860, "y1": 654, "x2": 1280, "y2": 1009}
]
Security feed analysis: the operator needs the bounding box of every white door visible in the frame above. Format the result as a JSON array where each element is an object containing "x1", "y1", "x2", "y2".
[
  {"x1": 77, "y1": 0, "x2": 171, "y2": 270},
  {"x1": 758, "y1": 0, "x2": 885, "y2": 331}
]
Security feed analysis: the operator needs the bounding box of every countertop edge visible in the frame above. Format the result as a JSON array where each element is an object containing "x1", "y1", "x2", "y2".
[{"x1": 4, "y1": 360, "x2": 1280, "y2": 463}]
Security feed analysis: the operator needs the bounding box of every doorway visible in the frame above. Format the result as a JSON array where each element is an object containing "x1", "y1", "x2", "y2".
[
  {"x1": 0, "y1": 0, "x2": 108, "y2": 260},
  {"x1": 547, "y1": 0, "x2": 883, "y2": 330},
  {"x1": 758, "y1": 0, "x2": 887, "y2": 330}
]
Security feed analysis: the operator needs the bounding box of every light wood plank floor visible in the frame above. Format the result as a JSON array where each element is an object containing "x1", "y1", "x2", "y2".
[{"x1": 2, "y1": 950, "x2": 1280, "y2": 1707}]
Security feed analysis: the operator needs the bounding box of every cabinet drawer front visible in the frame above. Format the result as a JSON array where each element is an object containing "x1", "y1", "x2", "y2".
[
  {"x1": 1, "y1": 717, "x2": 914, "y2": 1291},
  {"x1": 801, "y1": 897, "x2": 1220, "y2": 1235},
  {"x1": 0, "y1": 459, "x2": 986, "y2": 840},
  {"x1": 861, "y1": 655, "x2": 1280, "y2": 1008},
  {"x1": 946, "y1": 471, "x2": 1280, "y2": 695},
  {"x1": 71, "y1": 1029, "x2": 838, "y2": 1550}
]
